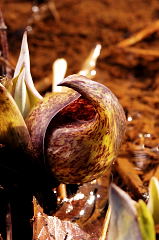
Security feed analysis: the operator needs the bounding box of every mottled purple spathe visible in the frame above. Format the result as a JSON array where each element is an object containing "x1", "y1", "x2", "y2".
[{"x1": 26, "y1": 75, "x2": 126, "y2": 184}]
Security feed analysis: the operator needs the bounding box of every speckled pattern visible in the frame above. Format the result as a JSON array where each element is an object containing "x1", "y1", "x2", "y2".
[
  {"x1": 26, "y1": 75, "x2": 126, "y2": 184},
  {"x1": 26, "y1": 89, "x2": 80, "y2": 159}
]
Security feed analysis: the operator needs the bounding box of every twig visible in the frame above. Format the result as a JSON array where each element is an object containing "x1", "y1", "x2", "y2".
[
  {"x1": 48, "y1": 0, "x2": 60, "y2": 22},
  {"x1": 99, "y1": 205, "x2": 111, "y2": 240},
  {"x1": 144, "y1": 165, "x2": 159, "y2": 183},
  {"x1": 122, "y1": 47, "x2": 159, "y2": 57},
  {"x1": 28, "y1": 1, "x2": 60, "y2": 27},
  {"x1": 0, "y1": 57, "x2": 14, "y2": 70},
  {"x1": 0, "y1": 9, "x2": 12, "y2": 77},
  {"x1": 117, "y1": 20, "x2": 159, "y2": 48},
  {"x1": 115, "y1": 157, "x2": 147, "y2": 199}
]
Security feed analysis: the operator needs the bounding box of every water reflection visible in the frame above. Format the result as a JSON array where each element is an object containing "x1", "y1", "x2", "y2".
[
  {"x1": 32, "y1": 5, "x2": 39, "y2": 13},
  {"x1": 55, "y1": 175, "x2": 109, "y2": 225},
  {"x1": 127, "y1": 116, "x2": 133, "y2": 122}
]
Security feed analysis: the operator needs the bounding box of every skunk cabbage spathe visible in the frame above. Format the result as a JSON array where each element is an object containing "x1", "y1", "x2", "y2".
[{"x1": 26, "y1": 74, "x2": 126, "y2": 184}]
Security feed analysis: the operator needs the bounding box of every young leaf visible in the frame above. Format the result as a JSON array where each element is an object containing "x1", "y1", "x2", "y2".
[
  {"x1": 107, "y1": 184, "x2": 142, "y2": 240},
  {"x1": 137, "y1": 200, "x2": 156, "y2": 240},
  {"x1": 13, "y1": 66, "x2": 31, "y2": 118},
  {"x1": 12, "y1": 31, "x2": 42, "y2": 117},
  {"x1": 78, "y1": 44, "x2": 101, "y2": 79},
  {"x1": 0, "y1": 83, "x2": 31, "y2": 150},
  {"x1": 147, "y1": 177, "x2": 159, "y2": 224},
  {"x1": 52, "y1": 58, "x2": 68, "y2": 92}
]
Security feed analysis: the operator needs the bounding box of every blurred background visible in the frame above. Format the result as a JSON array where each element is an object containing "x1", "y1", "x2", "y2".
[{"x1": 2, "y1": 0, "x2": 159, "y2": 91}]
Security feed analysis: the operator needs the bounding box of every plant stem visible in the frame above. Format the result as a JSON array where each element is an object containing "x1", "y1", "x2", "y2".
[
  {"x1": 99, "y1": 205, "x2": 111, "y2": 240},
  {"x1": 6, "y1": 203, "x2": 12, "y2": 240},
  {"x1": 57, "y1": 184, "x2": 67, "y2": 201}
]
